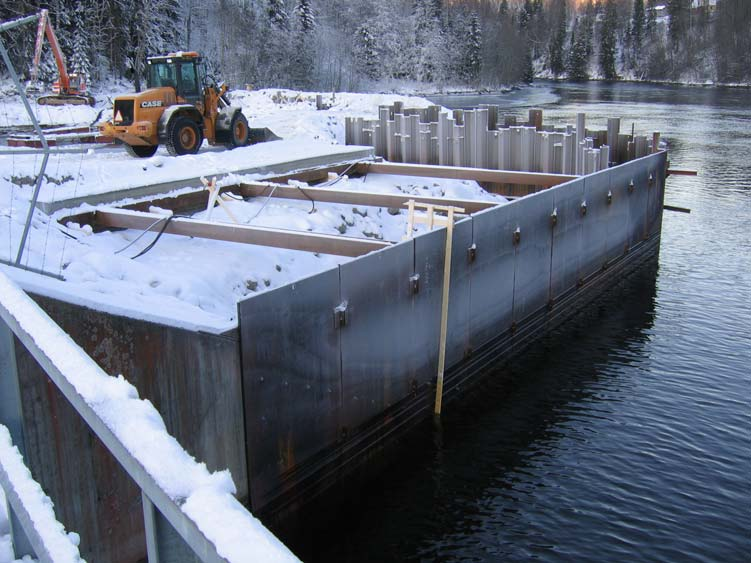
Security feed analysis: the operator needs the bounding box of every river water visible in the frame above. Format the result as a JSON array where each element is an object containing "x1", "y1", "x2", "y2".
[{"x1": 304, "y1": 82, "x2": 750, "y2": 562}]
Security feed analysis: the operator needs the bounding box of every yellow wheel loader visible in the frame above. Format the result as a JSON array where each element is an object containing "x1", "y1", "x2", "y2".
[{"x1": 100, "y1": 51, "x2": 278, "y2": 157}]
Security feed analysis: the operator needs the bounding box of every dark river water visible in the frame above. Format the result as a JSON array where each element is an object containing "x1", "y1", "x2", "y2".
[{"x1": 301, "y1": 82, "x2": 751, "y2": 562}]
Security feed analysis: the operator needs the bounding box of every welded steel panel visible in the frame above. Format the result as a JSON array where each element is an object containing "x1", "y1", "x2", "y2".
[
  {"x1": 468, "y1": 204, "x2": 516, "y2": 350},
  {"x1": 512, "y1": 190, "x2": 555, "y2": 322},
  {"x1": 611, "y1": 156, "x2": 650, "y2": 248},
  {"x1": 239, "y1": 267, "x2": 342, "y2": 513},
  {"x1": 12, "y1": 294, "x2": 247, "y2": 563},
  {"x1": 647, "y1": 151, "x2": 668, "y2": 237},
  {"x1": 339, "y1": 240, "x2": 416, "y2": 432},
  {"x1": 580, "y1": 168, "x2": 613, "y2": 279},
  {"x1": 414, "y1": 217, "x2": 474, "y2": 371},
  {"x1": 550, "y1": 178, "x2": 586, "y2": 300}
]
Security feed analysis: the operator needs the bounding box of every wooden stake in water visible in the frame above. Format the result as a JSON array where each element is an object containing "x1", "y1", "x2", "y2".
[{"x1": 402, "y1": 201, "x2": 464, "y2": 415}]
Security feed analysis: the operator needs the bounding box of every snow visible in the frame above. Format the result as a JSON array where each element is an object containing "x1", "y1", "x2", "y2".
[
  {"x1": 0, "y1": 87, "x2": 506, "y2": 331},
  {"x1": 0, "y1": 426, "x2": 82, "y2": 563},
  {"x1": 0, "y1": 271, "x2": 299, "y2": 562}
]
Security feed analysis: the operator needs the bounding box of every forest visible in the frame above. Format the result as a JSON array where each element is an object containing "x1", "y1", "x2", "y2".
[{"x1": 0, "y1": 0, "x2": 749, "y2": 93}]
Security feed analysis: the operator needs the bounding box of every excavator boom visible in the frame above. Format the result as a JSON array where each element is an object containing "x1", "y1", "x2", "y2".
[{"x1": 26, "y1": 9, "x2": 94, "y2": 106}]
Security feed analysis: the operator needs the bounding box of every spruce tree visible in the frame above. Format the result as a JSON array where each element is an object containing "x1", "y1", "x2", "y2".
[
  {"x1": 499, "y1": 0, "x2": 509, "y2": 18},
  {"x1": 631, "y1": 0, "x2": 646, "y2": 46},
  {"x1": 599, "y1": 0, "x2": 618, "y2": 80},
  {"x1": 646, "y1": 0, "x2": 657, "y2": 36},
  {"x1": 267, "y1": 0, "x2": 289, "y2": 30},
  {"x1": 291, "y1": 0, "x2": 315, "y2": 89},
  {"x1": 568, "y1": 22, "x2": 589, "y2": 81},
  {"x1": 294, "y1": 0, "x2": 315, "y2": 34},
  {"x1": 465, "y1": 12, "x2": 482, "y2": 84},
  {"x1": 549, "y1": 0, "x2": 568, "y2": 77},
  {"x1": 522, "y1": 42, "x2": 535, "y2": 83},
  {"x1": 70, "y1": 1, "x2": 91, "y2": 85},
  {"x1": 355, "y1": 24, "x2": 379, "y2": 81},
  {"x1": 667, "y1": 0, "x2": 689, "y2": 49}
]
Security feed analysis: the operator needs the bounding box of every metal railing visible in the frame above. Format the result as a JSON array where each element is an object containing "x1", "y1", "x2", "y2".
[{"x1": 0, "y1": 269, "x2": 299, "y2": 562}]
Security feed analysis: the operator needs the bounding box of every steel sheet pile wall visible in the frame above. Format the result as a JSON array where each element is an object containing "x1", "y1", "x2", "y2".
[
  {"x1": 239, "y1": 151, "x2": 668, "y2": 518},
  {"x1": 345, "y1": 105, "x2": 659, "y2": 176},
  {"x1": 1, "y1": 297, "x2": 246, "y2": 563}
]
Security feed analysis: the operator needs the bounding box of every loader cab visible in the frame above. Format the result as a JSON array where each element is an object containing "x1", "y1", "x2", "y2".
[{"x1": 146, "y1": 52, "x2": 203, "y2": 104}]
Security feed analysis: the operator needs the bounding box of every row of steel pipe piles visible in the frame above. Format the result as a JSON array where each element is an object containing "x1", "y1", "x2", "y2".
[{"x1": 346, "y1": 104, "x2": 662, "y2": 194}]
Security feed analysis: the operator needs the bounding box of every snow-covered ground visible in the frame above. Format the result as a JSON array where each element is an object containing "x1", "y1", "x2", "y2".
[{"x1": 0, "y1": 87, "x2": 506, "y2": 333}]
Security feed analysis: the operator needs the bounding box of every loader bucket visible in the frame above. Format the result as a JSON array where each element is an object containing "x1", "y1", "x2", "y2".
[{"x1": 248, "y1": 127, "x2": 281, "y2": 144}]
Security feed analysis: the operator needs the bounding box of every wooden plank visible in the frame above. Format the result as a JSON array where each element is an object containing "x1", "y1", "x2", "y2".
[
  {"x1": 355, "y1": 161, "x2": 576, "y2": 187},
  {"x1": 237, "y1": 182, "x2": 500, "y2": 214},
  {"x1": 667, "y1": 169, "x2": 698, "y2": 176},
  {"x1": 93, "y1": 208, "x2": 391, "y2": 257}
]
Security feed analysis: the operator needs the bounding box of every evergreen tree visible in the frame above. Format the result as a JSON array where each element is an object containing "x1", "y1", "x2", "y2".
[
  {"x1": 291, "y1": 0, "x2": 315, "y2": 89},
  {"x1": 599, "y1": 0, "x2": 618, "y2": 80},
  {"x1": 70, "y1": 0, "x2": 92, "y2": 85},
  {"x1": 646, "y1": 0, "x2": 657, "y2": 36},
  {"x1": 631, "y1": 0, "x2": 646, "y2": 44},
  {"x1": 715, "y1": 0, "x2": 751, "y2": 82},
  {"x1": 522, "y1": 42, "x2": 534, "y2": 83},
  {"x1": 667, "y1": 0, "x2": 689, "y2": 49},
  {"x1": 499, "y1": 0, "x2": 509, "y2": 18},
  {"x1": 549, "y1": 0, "x2": 568, "y2": 77},
  {"x1": 267, "y1": 0, "x2": 289, "y2": 30},
  {"x1": 355, "y1": 23, "x2": 379, "y2": 81},
  {"x1": 465, "y1": 11, "x2": 482, "y2": 84},
  {"x1": 294, "y1": 0, "x2": 315, "y2": 34},
  {"x1": 568, "y1": 22, "x2": 589, "y2": 81},
  {"x1": 519, "y1": 0, "x2": 533, "y2": 29}
]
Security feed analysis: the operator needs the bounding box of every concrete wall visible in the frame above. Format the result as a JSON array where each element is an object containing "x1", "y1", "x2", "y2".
[{"x1": 238, "y1": 151, "x2": 668, "y2": 518}]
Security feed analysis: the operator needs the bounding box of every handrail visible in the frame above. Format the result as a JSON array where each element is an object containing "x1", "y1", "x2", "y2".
[
  {"x1": 0, "y1": 270, "x2": 299, "y2": 562},
  {"x1": 0, "y1": 425, "x2": 84, "y2": 562}
]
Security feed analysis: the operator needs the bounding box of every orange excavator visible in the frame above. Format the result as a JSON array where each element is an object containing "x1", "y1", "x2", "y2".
[{"x1": 26, "y1": 9, "x2": 94, "y2": 106}]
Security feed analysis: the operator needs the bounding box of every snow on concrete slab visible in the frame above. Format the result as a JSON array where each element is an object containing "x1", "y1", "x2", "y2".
[{"x1": 7, "y1": 140, "x2": 373, "y2": 212}]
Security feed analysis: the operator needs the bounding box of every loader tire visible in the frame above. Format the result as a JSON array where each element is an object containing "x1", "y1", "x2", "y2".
[
  {"x1": 226, "y1": 112, "x2": 249, "y2": 149},
  {"x1": 124, "y1": 144, "x2": 158, "y2": 158},
  {"x1": 166, "y1": 116, "x2": 203, "y2": 156}
]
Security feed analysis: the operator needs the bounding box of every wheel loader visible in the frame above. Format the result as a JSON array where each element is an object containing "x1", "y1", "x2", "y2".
[{"x1": 100, "y1": 51, "x2": 278, "y2": 157}]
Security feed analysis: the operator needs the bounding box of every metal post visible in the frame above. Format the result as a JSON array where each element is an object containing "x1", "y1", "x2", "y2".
[
  {"x1": 386, "y1": 120, "x2": 396, "y2": 162},
  {"x1": 652, "y1": 132, "x2": 661, "y2": 153},
  {"x1": 419, "y1": 131, "x2": 430, "y2": 165},
  {"x1": 409, "y1": 115, "x2": 420, "y2": 163},
  {"x1": 437, "y1": 112, "x2": 448, "y2": 165},
  {"x1": 488, "y1": 131, "x2": 499, "y2": 170},
  {"x1": 465, "y1": 110, "x2": 476, "y2": 168},
  {"x1": 553, "y1": 143, "x2": 563, "y2": 174},
  {"x1": 498, "y1": 128, "x2": 511, "y2": 170},
  {"x1": 0, "y1": 34, "x2": 51, "y2": 267},
  {"x1": 379, "y1": 107, "x2": 390, "y2": 158},
  {"x1": 452, "y1": 124, "x2": 464, "y2": 167},
  {"x1": 599, "y1": 145, "x2": 610, "y2": 170},
  {"x1": 476, "y1": 108, "x2": 488, "y2": 168},
  {"x1": 0, "y1": 316, "x2": 32, "y2": 560},
  {"x1": 142, "y1": 492, "x2": 202, "y2": 563}
]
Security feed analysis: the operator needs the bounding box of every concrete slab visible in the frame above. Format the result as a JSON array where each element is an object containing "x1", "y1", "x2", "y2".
[{"x1": 37, "y1": 142, "x2": 374, "y2": 214}]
